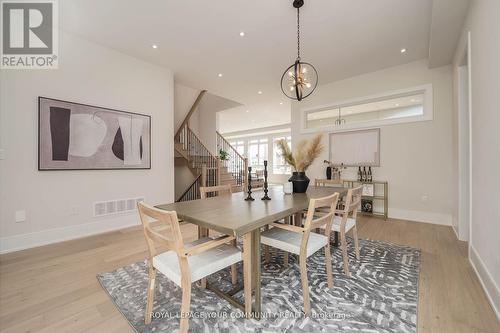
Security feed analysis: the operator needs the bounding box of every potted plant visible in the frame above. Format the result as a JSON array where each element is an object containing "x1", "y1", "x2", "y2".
[
  {"x1": 276, "y1": 134, "x2": 324, "y2": 193},
  {"x1": 219, "y1": 149, "x2": 229, "y2": 161}
]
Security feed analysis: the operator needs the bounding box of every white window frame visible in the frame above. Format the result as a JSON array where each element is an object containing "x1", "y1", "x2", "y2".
[
  {"x1": 300, "y1": 84, "x2": 433, "y2": 134},
  {"x1": 247, "y1": 137, "x2": 269, "y2": 170},
  {"x1": 229, "y1": 140, "x2": 245, "y2": 156},
  {"x1": 272, "y1": 135, "x2": 292, "y2": 175},
  {"x1": 225, "y1": 130, "x2": 291, "y2": 176}
]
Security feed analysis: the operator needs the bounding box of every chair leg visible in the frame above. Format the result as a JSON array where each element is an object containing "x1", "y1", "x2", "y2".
[
  {"x1": 200, "y1": 278, "x2": 207, "y2": 289},
  {"x1": 198, "y1": 226, "x2": 205, "y2": 238},
  {"x1": 352, "y1": 226, "x2": 360, "y2": 260},
  {"x1": 231, "y1": 239, "x2": 238, "y2": 284},
  {"x1": 179, "y1": 280, "x2": 192, "y2": 333},
  {"x1": 283, "y1": 251, "x2": 289, "y2": 268},
  {"x1": 299, "y1": 255, "x2": 311, "y2": 316},
  {"x1": 324, "y1": 245, "x2": 334, "y2": 289},
  {"x1": 340, "y1": 231, "x2": 351, "y2": 277},
  {"x1": 144, "y1": 266, "x2": 157, "y2": 324}
]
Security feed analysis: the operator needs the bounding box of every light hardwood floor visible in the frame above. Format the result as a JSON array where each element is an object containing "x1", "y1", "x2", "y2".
[{"x1": 0, "y1": 217, "x2": 498, "y2": 333}]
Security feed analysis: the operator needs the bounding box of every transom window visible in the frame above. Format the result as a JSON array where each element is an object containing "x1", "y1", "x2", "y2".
[{"x1": 302, "y1": 85, "x2": 432, "y2": 133}]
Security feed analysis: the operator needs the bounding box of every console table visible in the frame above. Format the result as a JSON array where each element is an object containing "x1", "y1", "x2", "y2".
[{"x1": 342, "y1": 179, "x2": 388, "y2": 220}]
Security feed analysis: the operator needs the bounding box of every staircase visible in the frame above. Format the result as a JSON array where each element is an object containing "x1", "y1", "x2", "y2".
[
  {"x1": 174, "y1": 91, "x2": 248, "y2": 202},
  {"x1": 216, "y1": 131, "x2": 248, "y2": 188}
]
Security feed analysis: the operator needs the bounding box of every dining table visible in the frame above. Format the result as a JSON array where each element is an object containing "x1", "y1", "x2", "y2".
[{"x1": 156, "y1": 185, "x2": 348, "y2": 317}]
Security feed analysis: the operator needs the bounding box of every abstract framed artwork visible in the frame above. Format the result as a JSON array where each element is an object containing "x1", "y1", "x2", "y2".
[{"x1": 38, "y1": 97, "x2": 151, "y2": 170}]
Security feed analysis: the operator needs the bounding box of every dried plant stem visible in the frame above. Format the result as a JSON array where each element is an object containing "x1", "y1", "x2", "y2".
[{"x1": 276, "y1": 134, "x2": 324, "y2": 172}]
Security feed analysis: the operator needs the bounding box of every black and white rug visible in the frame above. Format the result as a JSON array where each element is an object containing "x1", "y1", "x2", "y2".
[{"x1": 97, "y1": 238, "x2": 420, "y2": 332}]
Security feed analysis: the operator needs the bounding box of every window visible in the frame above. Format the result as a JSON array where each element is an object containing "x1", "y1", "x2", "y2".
[
  {"x1": 302, "y1": 85, "x2": 432, "y2": 133},
  {"x1": 248, "y1": 138, "x2": 268, "y2": 170},
  {"x1": 273, "y1": 136, "x2": 292, "y2": 174},
  {"x1": 229, "y1": 140, "x2": 245, "y2": 156}
]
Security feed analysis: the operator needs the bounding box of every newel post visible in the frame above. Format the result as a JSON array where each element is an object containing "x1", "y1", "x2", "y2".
[
  {"x1": 216, "y1": 157, "x2": 221, "y2": 186},
  {"x1": 201, "y1": 164, "x2": 207, "y2": 187}
]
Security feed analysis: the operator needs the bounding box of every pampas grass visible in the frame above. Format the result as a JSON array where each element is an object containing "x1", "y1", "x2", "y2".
[
  {"x1": 276, "y1": 138, "x2": 296, "y2": 169},
  {"x1": 276, "y1": 134, "x2": 324, "y2": 172}
]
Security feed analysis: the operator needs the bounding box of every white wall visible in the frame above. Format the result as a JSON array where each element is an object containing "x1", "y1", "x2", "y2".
[
  {"x1": 453, "y1": 0, "x2": 500, "y2": 318},
  {"x1": 291, "y1": 60, "x2": 454, "y2": 225},
  {"x1": 0, "y1": 31, "x2": 174, "y2": 253},
  {"x1": 174, "y1": 83, "x2": 201, "y2": 135}
]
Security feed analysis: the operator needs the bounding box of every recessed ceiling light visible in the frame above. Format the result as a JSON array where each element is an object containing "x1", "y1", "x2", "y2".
[
  {"x1": 246, "y1": 110, "x2": 250, "y2": 113},
  {"x1": 217, "y1": 73, "x2": 223, "y2": 77},
  {"x1": 239, "y1": 31, "x2": 245, "y2": 37},
  {"x1": 152, "y1": 44, "x2": 158, "y2": 49},
  {"x1": 258, "y1": 91, "x2": 263, "y2": 95},
  {"x1": 400, "y1": 48, "x2": 407, "y2": 53},
  {"x1": 395, "y1": 103, "x2": 400, "y2": 107},
  {"x1": 280, "y1": 102, "x2": 283, "y2": 105}
]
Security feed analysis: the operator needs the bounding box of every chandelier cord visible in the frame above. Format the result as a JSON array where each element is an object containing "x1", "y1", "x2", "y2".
[{"x1": 297, "y1": 7, "x2": 300, "y2": 60}]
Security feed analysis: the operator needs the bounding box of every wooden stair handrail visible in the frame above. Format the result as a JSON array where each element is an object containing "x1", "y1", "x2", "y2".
[
  {"x1": 176, "y1": 173, "x2": 202, "y2": 202},
  {"x1": 191, "y1": 128, "x2": 216, "y2": 159},
  {"x1": 216, "y1": 130, "x2": 245, "y2": 160},
  {"x1": 216, "y1": 131, "x2": 248, "y2": 187},
  {"x1": 175, "y1": 90, "x2": 207, "y2": 138},
  {"x1": 178, "y1": 126, "x2": 216, "y2": 160}
]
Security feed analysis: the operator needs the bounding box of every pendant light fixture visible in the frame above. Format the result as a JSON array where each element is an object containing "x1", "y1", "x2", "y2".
[{"x1": 281, "y1": 0, "x2": 318, "y2": 102}]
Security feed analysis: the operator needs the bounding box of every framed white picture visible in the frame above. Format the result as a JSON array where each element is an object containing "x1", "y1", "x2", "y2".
[{"x1": 329, "y1": 128, "x2": 380, "y2": 166}]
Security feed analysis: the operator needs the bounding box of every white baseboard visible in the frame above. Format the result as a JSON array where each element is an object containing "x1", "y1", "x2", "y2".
[
  {"x1": 388, "y1": 208, "x2": 452, "y2": 225},
  {"x1": 0, "y1": 215, "x2": 140, "y2": 254},
  {"x1": 469, "y1": 245, "x2": 500, "y2": 321},
  {"x1": 452, "y1": 224, "x2": 460, "y2": 239}
]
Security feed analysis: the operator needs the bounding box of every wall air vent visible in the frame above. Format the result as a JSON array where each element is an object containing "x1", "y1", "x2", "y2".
[{"x1": 93, "y1": 197, "x2": 144, "y2": 217}]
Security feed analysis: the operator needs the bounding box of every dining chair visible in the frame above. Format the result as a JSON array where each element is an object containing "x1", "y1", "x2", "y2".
[
  {"x1": 230, "y1": 184, "x2": 245, "y2": 193},
  {"x1": 138, "y1": 202, "x2": 242, "y2": 333},
  {"x1": 314, "y1": 178, "x2": 343, "y2": 187},
  {"x1": 199, "y1": 184, "x2": 238, "y2": 286},
  {"x1": 199, "y1": 184, "x2": 232, "y2": 238},
  {"x1": 260, "y1": 192, "x2": 339, "y2": 315},
  {"x1": 319, "y1": 186, "x2": 362, "y2": 276}
]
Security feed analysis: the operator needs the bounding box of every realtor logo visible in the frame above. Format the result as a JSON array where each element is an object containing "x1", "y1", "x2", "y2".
[{"x1": 1, "y1": 0, "x2": 58, "y2": 69}]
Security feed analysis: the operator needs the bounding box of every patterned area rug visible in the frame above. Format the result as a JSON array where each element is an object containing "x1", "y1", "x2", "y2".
[{"x1": 97, "y1": 238, "x2": 420, "y2": 332}]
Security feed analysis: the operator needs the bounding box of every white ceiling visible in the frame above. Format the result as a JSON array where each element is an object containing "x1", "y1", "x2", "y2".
[{"x1": 60, "y1": 0, "x2": 466, "y2": 133}]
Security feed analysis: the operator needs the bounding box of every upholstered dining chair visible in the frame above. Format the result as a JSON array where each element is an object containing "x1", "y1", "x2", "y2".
[
  {"x1": 199, "y1": 184, "x2": 238, "y2": 286},
  {"x1": 260, "y1": 192, "x2": 340, "y2": 315},
  {"x1": 138, "y1": 202, "x2": 242, "y2": 333},
  {"x1": 319, "y1": 186, "x2": 363, "y2": 276}
]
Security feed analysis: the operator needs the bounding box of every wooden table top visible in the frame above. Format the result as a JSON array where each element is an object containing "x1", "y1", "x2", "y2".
[{"x1": 156, "y1": 186, "x2": 348, "y2": 237}]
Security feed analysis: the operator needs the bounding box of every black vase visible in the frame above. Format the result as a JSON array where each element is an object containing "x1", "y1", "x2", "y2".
[{"x1": 288, "y1": 171, "x2": 310, "y2": 193}]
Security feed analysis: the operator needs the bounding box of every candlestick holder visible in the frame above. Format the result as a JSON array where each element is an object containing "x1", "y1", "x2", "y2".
[
  {"x1": 244, "y1": 166, "x2": 255, "y2": 201},
  {"x1": 261, "y1": 160, "x2": 271, "y2": 200}
]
